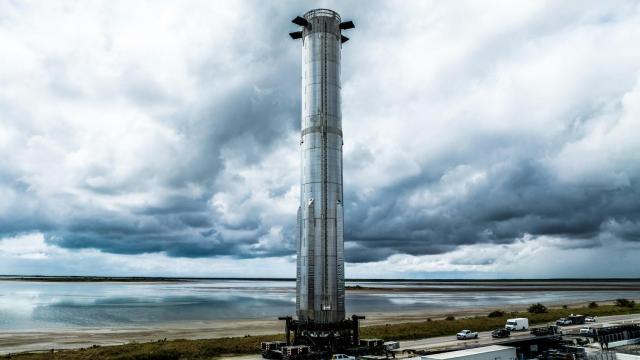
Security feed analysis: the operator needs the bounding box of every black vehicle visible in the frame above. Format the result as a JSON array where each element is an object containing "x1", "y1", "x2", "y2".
[
  {"x1": 531, "y1": 325, "x2": 562, "y2": 337},
  {"x1": 491, "y1": 328, "x2": 511, "y2": 338},
  {"x1": 568, "y1": 314, "x2": 586, "y2": 325}
]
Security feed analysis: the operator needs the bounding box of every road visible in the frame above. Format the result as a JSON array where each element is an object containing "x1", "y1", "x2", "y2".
[
  {"x1": 394, "y1": 313, "x2": 640, "y2": 356},
  {"x1": 233, "y1": 313, "x2": 640, "y2": 359}
]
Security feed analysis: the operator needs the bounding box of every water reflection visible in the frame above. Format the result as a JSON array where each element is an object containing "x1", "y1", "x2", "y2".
[{"x1": 0, "y1": 280, "x2": 638, "y2": 330}]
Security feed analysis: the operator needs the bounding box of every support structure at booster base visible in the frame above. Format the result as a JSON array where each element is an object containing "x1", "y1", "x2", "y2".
[{"x1": 290, "y1": 9, "x2": 355, "y2": 325}]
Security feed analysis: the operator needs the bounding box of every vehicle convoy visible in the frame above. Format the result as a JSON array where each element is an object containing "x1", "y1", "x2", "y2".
[
  {"x1": 491, "y1": 328, "x2": 511, "y2": 338},
  {"x1": 456, "y1": 329, "x2": 479, "y2": 340},
  {"x1": 505, "y1": 318, "x2": 529, "y2": 331}
]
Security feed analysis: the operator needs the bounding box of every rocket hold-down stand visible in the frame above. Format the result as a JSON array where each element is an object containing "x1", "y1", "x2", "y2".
[{"x1": 277, "y1": 8, "x2": 362, "y2": 356}]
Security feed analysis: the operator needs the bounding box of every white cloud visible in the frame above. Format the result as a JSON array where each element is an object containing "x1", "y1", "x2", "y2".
[
  {"x1": 0, "y1": 232, "x2": 295, "y2": 277},
  {"x1": 348, "y1": 235, "x2": 640, "y2": 279},
  {"x1": 0, "y1": 233, "x2": 62, "y2": 260},
  {"x1": 548, "y1": 75, "x2": 640, "y2": 187},
  {"x1": 0, "y1": 1, "x2": 640, "y2": 276}
]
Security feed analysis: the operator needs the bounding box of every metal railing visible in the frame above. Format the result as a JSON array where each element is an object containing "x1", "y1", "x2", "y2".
[{"x1": 304, "y1": 9, "x2": 341, "y2": 22}]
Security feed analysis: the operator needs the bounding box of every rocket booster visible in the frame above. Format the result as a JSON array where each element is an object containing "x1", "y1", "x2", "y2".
[{"x1": 290, "y1": 9, "x2": 354, "y2": 324}]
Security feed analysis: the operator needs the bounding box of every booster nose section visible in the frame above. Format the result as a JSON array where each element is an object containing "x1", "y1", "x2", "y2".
[{"x1": 290, "y1": 9, "x2": 354, "y2": 324}]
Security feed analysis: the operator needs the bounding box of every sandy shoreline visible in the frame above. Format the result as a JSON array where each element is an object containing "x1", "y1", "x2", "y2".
[{"x1": 1, "y1": 298, "x2": 637, "y2": 355}]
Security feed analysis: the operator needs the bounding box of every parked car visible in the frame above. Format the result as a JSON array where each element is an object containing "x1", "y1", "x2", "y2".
[
  {"x1": 456, "y1": 330, "x2": 478, "y2": 340},
  {"x1": 492, "y1": 328, "x2": 511, "y2": 338},
  {"x1": 331, "y1": 354, "x2": 355, "y2": 360},
  {"x1": 556, "y1": 318, "x2": 572, "y2": 326},
  {"x1": 505, "y1": 318, "x2": 529, "y2": 331},
  {"x1": 585, "y1": 316, "x2": 597, "y2": 323}
]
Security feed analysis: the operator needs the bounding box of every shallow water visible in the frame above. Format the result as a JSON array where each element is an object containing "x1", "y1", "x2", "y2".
[{"x1": 0, "y1": 279, "x2": 638, "y2": 330}]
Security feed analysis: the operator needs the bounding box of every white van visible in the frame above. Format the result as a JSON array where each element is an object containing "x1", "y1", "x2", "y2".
[{"x1": 505, "y1": 318, "x2": 529, "y2": 331}]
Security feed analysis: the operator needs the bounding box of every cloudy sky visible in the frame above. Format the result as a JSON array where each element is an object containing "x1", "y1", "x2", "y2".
[{"x1": 1, "y1": 0, "x2": 639, "y2": 278}]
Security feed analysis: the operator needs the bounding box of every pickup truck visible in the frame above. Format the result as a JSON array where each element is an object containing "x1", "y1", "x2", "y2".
[
  {"x1": 456, "y1": 330, "x2": 478, "y2": 340},
  {"x1": 580, "y1": 326, "x2": 598, "y2": 335},
  {"x1": 556, "y1": 318, "x2": 572, "y2": 326}
]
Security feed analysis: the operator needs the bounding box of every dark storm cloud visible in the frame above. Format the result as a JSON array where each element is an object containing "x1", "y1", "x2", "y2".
[
  {"x1": 344, "y1": 161, "x2": 640, "y2": 262},
  {"x1": 1, "y1": 1, "x2": 640, "y2": 272},
  {"x1": 0, "y1": 1, "x2": 304, "y2": 259}
]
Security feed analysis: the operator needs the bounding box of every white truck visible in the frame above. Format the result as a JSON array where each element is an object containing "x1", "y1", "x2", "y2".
[
  {"x1": 580, "y1": 326, "x2": 597, "y2": 335},
  {"x1": 456, "y1": 330, "x2": 478, "y2": 340},
  {"x1": 505, "y1": 318, "x2": 529, "y2": 331}
]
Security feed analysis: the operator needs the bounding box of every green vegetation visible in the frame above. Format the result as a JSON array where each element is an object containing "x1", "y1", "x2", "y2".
[
  {"x1": 528, "y1": 303, "x2": 548, "y2": 313},
  {"x1": 359, "y1": 303, "x2": 638, "y2": 342},
  {"x1": 616, "y1": 298, "x2": 636, "y2": 308},
  {"x1": 4, "y1": 303, "x2": 638, "y2": 360},
  {"x1": 445, "y1": 315, "x2": 455, "y2": 321},
  {"x1": 487, "y1": 310, "x2": 506, "y2": 318},
  {"x1": 2, "y1": 335, "x2": 284, "y2": 360},
  {"x1": 589, "y1": 301, "x2": 599, "y2": 308}
]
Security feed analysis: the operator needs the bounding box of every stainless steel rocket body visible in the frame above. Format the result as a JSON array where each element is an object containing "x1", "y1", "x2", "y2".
[{"x1": 296, "y1": 9, "x2": 345, "y2": 324}]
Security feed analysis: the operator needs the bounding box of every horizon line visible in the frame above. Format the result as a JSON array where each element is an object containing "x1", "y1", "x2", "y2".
[{"x1": 1, "y1": 274, "x2": 639, "y2": 282}]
